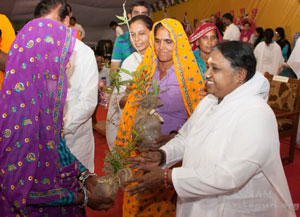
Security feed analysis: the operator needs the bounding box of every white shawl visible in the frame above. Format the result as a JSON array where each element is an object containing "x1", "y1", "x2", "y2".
[
  {"x1": 254, "y1": 41, "x2": 284, "y2": 75},
  {"x1": 288, "y1": 38, "x2": 300, "y2": 78},
  {"x1": 162, "y1": 72, "x2": 296, "y2": 217}
]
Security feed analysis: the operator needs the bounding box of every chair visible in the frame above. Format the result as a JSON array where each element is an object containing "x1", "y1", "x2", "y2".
[{"x1": 264, "y1": 72, "x2": 300, "y2": 164}]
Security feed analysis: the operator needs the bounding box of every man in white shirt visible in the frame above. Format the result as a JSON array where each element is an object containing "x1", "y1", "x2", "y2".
[
  {"x1": 70, "y1": 16, "x2": 86, "y2": 39},
  {"x1": 222, "y1": 13, "x2": 240, "y2": 41},
  {"x1": 110, "y1": 1, "x2": 151, "y2": 73},
  {"x1": 36, "y1": 2, "x2": 98, "y2": 172},
  {"x1": 63, "y1": 39, "x2": 98, "y2": 173}
]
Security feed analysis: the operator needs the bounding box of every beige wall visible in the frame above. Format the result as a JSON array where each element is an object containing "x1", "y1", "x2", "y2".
[{"x1": 153, "y1": 0, "x2": 300, "y2": 45}]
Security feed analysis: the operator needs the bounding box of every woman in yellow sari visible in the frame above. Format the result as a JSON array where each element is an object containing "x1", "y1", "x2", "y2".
[{"x1": 115, "y1": 18, "x2": 205, "y2": 216}]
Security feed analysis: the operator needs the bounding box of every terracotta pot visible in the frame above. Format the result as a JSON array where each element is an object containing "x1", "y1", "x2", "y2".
[
  {"x1": 94, "y1": 175, "x2": 119, "y2": 200},
  {"x1": 94, "y1": 167, "x2": 133, "y2": 199},
  {"x1": 133, "y1": 95, "x2": 162, "y2": 150},
  {"x1": 117, "y1": 167, "x2": 133, "y2": 188}
]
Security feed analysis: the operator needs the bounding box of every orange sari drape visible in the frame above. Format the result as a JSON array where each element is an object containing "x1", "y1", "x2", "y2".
[
  {"x1": 0, "y1": 14, "x2": 16, "y2": 89},
  {"x1": 115, "y1": 18, "x2": 205, "y2": 217}
]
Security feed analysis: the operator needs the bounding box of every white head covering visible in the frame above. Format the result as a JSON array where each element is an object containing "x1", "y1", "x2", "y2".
[
  {"x1": 288, "y1": 38, "x2": 300, "y2": 78},
  {"x1": 163, "y1": 72, "x2": 296, "y2": 217}
]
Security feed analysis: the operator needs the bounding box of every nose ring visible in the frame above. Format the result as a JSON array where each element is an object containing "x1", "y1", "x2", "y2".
[{"x1": 206, "y1": 74, "x2": 212, "y2": 79}]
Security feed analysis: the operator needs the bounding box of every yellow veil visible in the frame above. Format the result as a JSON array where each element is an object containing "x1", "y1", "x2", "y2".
[{"x1": 115, "y1": 18, "x2": 205, "y2": 148}]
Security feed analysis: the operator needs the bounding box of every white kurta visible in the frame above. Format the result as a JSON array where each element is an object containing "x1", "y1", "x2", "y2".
[
  {"x1": 115, "y1": 26, "x2": 124, "y2": 37},
  {"x1": 254, "y1": 41, "x2": 284, "y2": 75},
  {"x1": 74, "y1": 23, "x2": 85, "y2": 39},
  {"x1": 288, "y1": 38, "x2": 300, "y2": 79},
  {"x1": 106, "y1": 52, "x2": 142, "y2": 150},
  {"x1": 63, "y1": 39, "x2": 98, "y2": 172},
  {"x1": 223, "y1": 23, "x2": 241, "y2": 41},
  {"x1": 288, "y1": 38, "x2": 300, "y2": 144},
  {"x1": 161, "y1": 72, "x2": 296, "y2": 217}
]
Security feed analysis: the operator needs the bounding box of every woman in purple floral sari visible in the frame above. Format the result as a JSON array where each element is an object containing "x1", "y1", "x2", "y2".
[{"x1": 0, "y1": 18, "x2": 113, "y2": 216}]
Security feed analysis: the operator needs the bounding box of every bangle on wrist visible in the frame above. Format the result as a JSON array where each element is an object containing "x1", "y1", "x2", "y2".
[
  {"x1": 164, "y1": 168, "x2": 171, "y2": 189},
  {"x1": 79, "y1": 171, "x2": 97, "y2": 186},
  {"x1": 78, "y1": 186, "x2": 88, "y2": 208},
  {"x1": 157, "y1": 149, "x2": 166, "y2": 166}
]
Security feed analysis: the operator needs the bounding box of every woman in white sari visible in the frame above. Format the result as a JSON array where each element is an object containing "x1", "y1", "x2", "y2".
[
  {"x1": 106, "y1": 15, "x2": 153, "y2": 150},
  {"x1": 254, "y1": 28, "x2": 284, "y2": 75},
  {"x1": 126, "y1": 41, "x2": 296, "y2": 217}
]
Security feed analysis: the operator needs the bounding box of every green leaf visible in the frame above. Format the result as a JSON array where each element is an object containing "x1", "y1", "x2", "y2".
[
  {"x1": 133, "y1": 64, "x2": 148, "y2": 79},
  {"x1": 152, "y1": 79, "x2": 159, "y2": 95},
  {"x1": 136, "y1": 72, "x2": 150, "y2": 86},
  {"x1": 131, "y1": 129, "x2": 138, "y2": 136},
  {"x1": 137, "y1": 79, "x2": 150, "y2": 89},
  {"x1": 139, "y1": 64, "x2": 148, "y2": 73},
  {"x1": 116, "y1": 15, "x2": 126, "y2": 21},
  {"x1": 110, "y1": 70, "x2": 120, "y2": 78},
  {"x1": 119, "y1": 80, "x2": 135, "y2": 85},
  {"x1": 118, "y1": 67, "x2": 132, "y2": 75}
]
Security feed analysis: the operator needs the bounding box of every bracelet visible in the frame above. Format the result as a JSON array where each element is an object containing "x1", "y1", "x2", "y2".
[
  {"x1": 164, "y1": 168, "x2": 171, "y2": 189},
  {"x1": 78, "y1": 185, "x2": 88, "y2": 208},
  {"x1": 157, "y1": 149, "x2": 166, "y2": 166},
  {"x1": 79, "y1": 172, "x2": 97, "y2": 186}
]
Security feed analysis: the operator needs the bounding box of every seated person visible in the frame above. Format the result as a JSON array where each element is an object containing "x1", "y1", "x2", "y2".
[{"x1": 97, "y1": 54, "x2": 111, "y2": 86}]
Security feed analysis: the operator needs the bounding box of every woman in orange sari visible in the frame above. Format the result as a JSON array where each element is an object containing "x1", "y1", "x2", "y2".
[
  {"x1": 0, "y1": 14, "x2": 16, "y2": 89},
  {"x1": 115, "y1": 18, "x2": 205, "y2": 217}
]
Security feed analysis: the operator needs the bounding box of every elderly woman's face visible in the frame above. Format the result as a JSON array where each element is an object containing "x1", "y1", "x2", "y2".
[
  {"x1": 130, "y1": 21, "x2": 151, "y2": 55},
  {"x1": 204, "y1": 49, "x2": 243, "y2": 100},
  {"x1": 154, "y1": 27, "x2": 174, "y2": 63},
  {"x1": 198, "y1": 30, "x2": 218, "y2": 55}
]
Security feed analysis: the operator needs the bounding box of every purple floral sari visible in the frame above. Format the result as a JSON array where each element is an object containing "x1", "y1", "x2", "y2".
[{"x1": 0, "y1": 18, "x2": 85, "y2": 216}]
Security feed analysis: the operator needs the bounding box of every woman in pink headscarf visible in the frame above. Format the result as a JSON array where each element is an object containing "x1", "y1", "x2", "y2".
[
  {"x1": 189, "y1": 23, "x2": 223, "y2": 78},
  {"x1": 240, "y1": 21, "x2": 254, "y2": 44}
]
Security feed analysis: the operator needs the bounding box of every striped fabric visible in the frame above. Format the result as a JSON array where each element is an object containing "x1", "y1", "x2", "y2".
[{"x1": 111, "y1": 31, "x2": 135, "y2": 63}]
